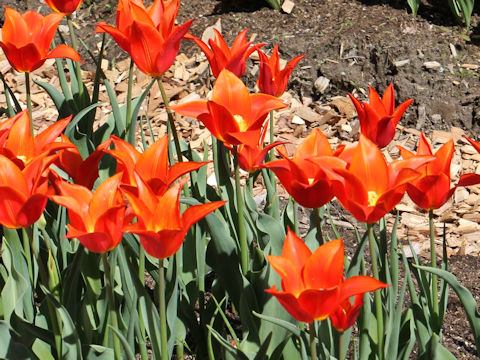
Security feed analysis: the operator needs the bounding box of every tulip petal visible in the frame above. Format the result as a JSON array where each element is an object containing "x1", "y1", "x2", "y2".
[
  {"x1": 265, "y1": 286, "x2": 314, "y2": 323},
  {"x1": 298, "y1": 288, "x2": 340, "y2": 320}
]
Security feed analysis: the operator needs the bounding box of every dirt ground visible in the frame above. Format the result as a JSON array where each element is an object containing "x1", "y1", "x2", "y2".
[{"x1": 2, "y1": 0, "x2": 480, "y2": 358}]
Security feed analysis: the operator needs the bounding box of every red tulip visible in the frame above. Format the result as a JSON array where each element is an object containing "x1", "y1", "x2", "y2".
[
  {"x1": 265, "y1": 229, "x2": 388, "y2": 323},
  {"x1": 0, "y1": 8, "x2": 81, "y2": 73},
  {"x1": 0, "y1": 110, "x2": 73, "y2": 168},
  {"x1": 50, "y1": 173, "x2": 128, "y2": 253},
  {"x1": 95, "y1": 0, "x2": 192, "y2": 77},
  {"x1": 0, "y1": 154, "x2": 56, "y2": 229},
  {"x1": 399, "y1": 133, "x2": 478, "y2": 210},
  {"x1": 107, "y1": 135, "x2": 208, "y2": 195},
  {"x1": 122, "y1": 175, "x2": 226, "y2": 259},
  {"x1": 256, "y1": 45, "x2": 305, "y2": 97},
  {"x1": 334, "y1": 135, "x2": 433, "y2": 223},
  {"x1": 348, "y1": 84, "x2": 413, "y2": 148},
  {"x1": 263, "y1": 129, "x2": 346, "y2": 208},
  {"x1": 461, "y1": 136, "x2": 480, "y2": 186},
  {"x1": 44, "y1": 0, "x2": 84, "y2": 14},
  {"x1": 169, "y1": 69, "x2": 286, "y2": 147},
  {"x1": 55, "y1": 135, "x2": 110, "y2": 189},
  {"x1": 329, "y1": 294, "x2": 364, "y2": 333},
  {"x1": 186, "y1": 29, "x2": 264, "y2": 78},
  {"x1": 225, "y1": 128, "x2": 286, "y2": 173}
]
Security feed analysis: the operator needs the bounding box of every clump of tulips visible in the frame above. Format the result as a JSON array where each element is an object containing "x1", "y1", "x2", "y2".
[{"x1": 1, "y1": 0, "x2": 480, "y2": 359}]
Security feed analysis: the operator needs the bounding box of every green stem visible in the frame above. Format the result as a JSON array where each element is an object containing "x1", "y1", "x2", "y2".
[
  {"x1": 22, "y1": 227, "x2": 33, "y2": 284},
  {"x1": 233, "y1": 146, "x2": 248, "y2": 276},
  {"x1": 137, "y1": 246, "x2": 149, "y2": 360},
  {"x1": 313, "y1": 207, "x2": 324, "y2": 245},
  {"x1": 67, "y1": 15, "x2": 85, "y2": 103},
  {"x1": 429, "y1": 209, "x2": 439, "y2": 326},
  {"x1": 268, "y1": 110, "x2": 275, "y2": 161},
  {"x1": 126, "y1": 59, "x2": 134, "y2": 137},
  {"x1": 309, "y1": 322, "x2": 317, "y2": 360},
  {"x1": 367, "y1": 223, "x2": 384, "y2": 360},
  {"x1": 293, "y1": 200, "x2": 299, "y2": 235},
  {"x1": 159, "y1": 258, "x2": 169, "y2": 360},
  {"x1": 338, "y1": 331, "x2": 345, "y2": 360},
  {"x1": 24, "y1": 226, "x2": 62, "y2": 359},
  {"x1": 158, "y1": 78, "x2": 183, "y2": 163},
  {"x1": 25, "y1": 72, "x2": 33, "y2": 132},
  {"x1": 101, "y1": 253, "x2": 122, "y2": 360}
]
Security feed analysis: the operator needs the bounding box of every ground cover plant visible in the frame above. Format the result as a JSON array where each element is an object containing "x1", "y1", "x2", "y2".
[{"x1": 1, "y1": 0, "x2": 480, "y2": 359}]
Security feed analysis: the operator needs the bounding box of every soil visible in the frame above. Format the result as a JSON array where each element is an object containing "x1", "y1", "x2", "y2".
[{"x1": 2, "y1": 0, "x2": 480, "y2": 358}]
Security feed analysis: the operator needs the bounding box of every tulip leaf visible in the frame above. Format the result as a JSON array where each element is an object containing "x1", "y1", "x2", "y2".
[
  {"x1": 206, "y1": 325, "x2": 250, "y2": 360},
  {"x1": 255, "y1": 213, "x2": 285, "y2": 255},
  {"x1": 84, "y1": 345, "x2": 114, "y2": 359},
  {"x1": 10, "y1": 312, "x2": 54, "y2": 348},
  {"x1": 407, "y1": 0, "x2": 420, "y2": 16},
  {"x1": 127, "y1": 79, "x2": 155, "y2": 145},
  {"x1": 110, "y1": 326, "x2": 136, "y2": 359},
  {"x1": 252, "y1": 311, "x2": 301, "y2": 338},
  {"x1": 0, "y1": 321, "x2": 35, "y2": 359},
  {"x1": 414, "y1": 264, "x2": 480, "y2": 352},
  {"x1": 33, "y1": 79, "x2": 72, "y2": 118}
]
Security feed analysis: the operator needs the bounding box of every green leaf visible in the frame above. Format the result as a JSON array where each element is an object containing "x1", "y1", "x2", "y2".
[
  {"x1": 407, "y1": 0, "x2": 420, "y2": 16},
  {"x1": 414, "y1": 264, "x2": 480, "y2": 352},
  {"x1": 84, "y1": 345, "x2": 114, "y2": 360},
  {"x1": 207, "y1": 325, "x2": 250, "y2": 360},
  {"x1": 252, "y1": 311, "x2": 301, "y2": 337},
  {"x1": 0, "y1": 321, "x2": 35, "y2": 359},
  {"x1": 110, "y1": 326, "x2": 136, "y2": 359}
]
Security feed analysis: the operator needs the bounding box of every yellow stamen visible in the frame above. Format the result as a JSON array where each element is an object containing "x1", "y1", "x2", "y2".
[
  {"x1": 233, "y1": 114, "x2": 248, "y2": 132},
  {"x1": 308, "y1": 178, "x2": 315, "y2": 185},
  {"x1": 368, "y1": 190, "x2": 380, "y2": 207}
]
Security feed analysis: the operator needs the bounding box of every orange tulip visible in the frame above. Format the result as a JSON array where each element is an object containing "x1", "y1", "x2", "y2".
[
  {"x1": 44, "y1": 0, "x2": 84, "y2": 14},
  {"x1": 398, "y1": 133, "x2": 478, "y2": 210},
  {"x1": 122, "y1": 175, "x2": 226, "y2": 259},
  {"x1": 50, "y1": 173, "x2": 128, "y2": 253},
  {"x1": 256, "y1": 45, "x2": 305, "y2": 97},
  {"x1": 334, "y1": 135, "x2": 432, "y2": 223},
  {"x1": 95, "y1": 0, "x2": 192, "y2": 77},
  {"x1": 169, "y1": 69, "x2": 286, "y2": 147},
  {"x1": 263, "y1": 129, "x2": 346, "y2": 208},
  {"x1": 329, "y1": 294, "x2": 364, "y2": 333},
  {"x1": 186, "y1": 28, "x2": 264, "y2": 78},
  {"x1": 461, "y1": 136, "x2": 480, "y2": 186},
  {"x1": 0, "y1": 8, "x2": 81, "y2": 73},
  {"x1": 266, "y1": 229, "x2": 388, "y2": 323},
  {"x1": 106, "y1": 135, "x2": 208, "y2": 195},
  {"x1": 0, "y1": 110, "x2": 73, "y2": 168},
  {"x1": 55, "y1": 135, "x2": 110, "y2": 189},
  {"x1": 0, "y1": 154, "x2": 56, "y2": 229},
  {"x1": 348, "y1": 84, "x2": 413, "y2": 148}
]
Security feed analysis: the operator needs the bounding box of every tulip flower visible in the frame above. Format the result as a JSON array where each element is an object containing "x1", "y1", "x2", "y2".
[
  {"x1": 398, "y1": 133, "x2": 480, "y2": 210},
  {"x1": 55, "y1": 135, "x2": 110, "y2": 189},
  {"x1": 95, "y1": 0, "x2": 193, "y2": 77},
  {"x1": 263, "y1": 129, "x2": 346, "y2": 208},
  {"x1": 186, "y1": 29, "x2": 264, "y2": 78},
  {"x1": 348, "y1": 84, "x2": 413, "y2": 148},
  {"x1": 459, "y1": 136, "x2": 480, "y2": 187},
  {"x1": 256, "y1": 45, "x2": 305, "y2": 97},
  {"x1": 169, "y1": 69, "x2": 286, "y2": 147},
  {"x1": 334, "y1": 135, "x2": 433, "y2": 223},
  {"x1": 265, "y1": 229, "x2": 388, "y2": 323},
  {"x1": 122, "y1": 175, "x2": 226, "y2": 259},
  {"x1": 50, "y1": 173, "x2": 128, "y2": 253},
  {"x1": 329, "y1": 294, "x2": 364, "y2": 333},
  {"x1": 44, "y1": 0, "x2": 84, "y2": 15},
  {"x1": 0, "y1": 154, "x2": 56, "y2": 229},
  {"x1": 0, "y1": 110, "x2": 73, "y2": 170},
  {"x1": 224, "y1": 128, "x2": 286, "y2": 173},
  {"x1": 0, "y1": 8, "x2": 81, "y2": 73},
  {"x1": 107, "y1": 135, "x2": 208, "y2": 195}
]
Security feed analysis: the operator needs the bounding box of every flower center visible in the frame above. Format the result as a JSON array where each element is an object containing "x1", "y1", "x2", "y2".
[
  {"x1": 367, "y1": 190, "x2": 380, "y2": 207},
  {"x1": 233, "y1": 114, "x2": 248, "y2": 132},
  {"x1": 308, "y1": 178, "x2": 315, "y2": 185}
]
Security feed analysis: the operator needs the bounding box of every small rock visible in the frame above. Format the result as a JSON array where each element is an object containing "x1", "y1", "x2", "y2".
[
  {"x1": 394, "y1": 59, "x2": 410, "y2": 68},
  {"x1": 281, "y1": 0, "x2": 295, "y2": 13},
  {"x1": 423, "y1": 61, "x2": 441, "y2": 71},
  {"x1": 314, "y1": 76, "x2": 330, "y2": 94},
  {"x1": 291, "y1": 115, "x2": 305, "y2": 125},
  {"x1": 449, "y1": 43, "x2": 457, "y2": 58}
]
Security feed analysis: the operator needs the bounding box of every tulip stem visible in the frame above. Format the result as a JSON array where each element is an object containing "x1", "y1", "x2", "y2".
[
  {"x1": 101, "y1": 253, "x2": 122, "y2": 360},
  {"x1": 367, "y1": 223, "x2": 384, "y2": 360},
  {"x1": 233, "y1": 146, "x2": 248, "y2": 276},
  {"x1": 429, "y1": 209, "x2": 439, "y2": 328},
  {"x1": 25, "y1": 72, "x2": 33, "y2": 132},
  {"x1": 309, "y1": 322, "x2": 318, "y2": 360},
  {"x1": 158, "y1": 78, "x2": 183, "y2": 163},
  {"x1": 126, "y1": 59, "x2": 134, "y2": 139},
  {"x1": 313, "y1": 207, "x2": 324, "y2": 245},
  {"x1": 159, "y1": 258, "x2": 169, "y2": 360},
  {"x1": 268, "y1": 110, "x2": 275, "y2": 161},
  {"x1": 338, "y1": 331, "x2": 345, "y2": 360},
  {"x1": 67, "y1": 15, "x2": 85, "y2": 107}
]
